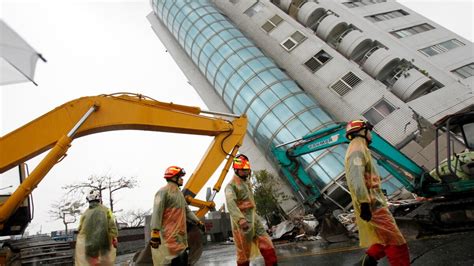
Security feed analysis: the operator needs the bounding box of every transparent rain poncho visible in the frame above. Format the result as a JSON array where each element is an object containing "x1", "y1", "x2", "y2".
[
  {"x1": 150, "y1": 182, "x2": 200, "y2": 265},
  {"x1": 75, "y1": 202, "x2": 118, "y2": 266},
  {"x1": 345, "y1": 137, "x2": 406, "y2": 248},
  {"x1": 225, "y1": 175, "x2": 275, "y2": 264}
]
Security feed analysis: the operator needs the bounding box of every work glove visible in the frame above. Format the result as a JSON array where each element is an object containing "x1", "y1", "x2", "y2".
[
  {"x1": 360, "y1": 203, "x2": 372, "y2": 222},
  {"x1": 238, "y1": 219, "x2": 250, "y2": 232},
  {"x1": 150, "y1": 229, "x2": 161, "y2": 249},
  {"x1": 150, "y1": 237, "x2": 161, "y2": 249},
  {"x1": 112, "y1": 237, "x2": 118, "y2": 248},
  {"x1": 196, "y1": 221, "x2": 206, "y2": 232}
]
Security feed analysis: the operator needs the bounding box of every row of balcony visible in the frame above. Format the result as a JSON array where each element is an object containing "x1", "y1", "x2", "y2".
[{"x1": 274, "y1": 0, "x2": 435, "y2": 102}]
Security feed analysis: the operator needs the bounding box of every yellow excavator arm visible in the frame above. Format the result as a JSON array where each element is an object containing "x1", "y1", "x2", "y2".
[{"x1": 0, "y1": 93, "x2": 247, "y2": 234}]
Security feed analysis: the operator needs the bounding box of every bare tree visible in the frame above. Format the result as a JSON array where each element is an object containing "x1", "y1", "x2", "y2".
[
  {"x1": 49, "y1": 196, "x2": 84, "y2": 234},
  {"x1": 63, "y1": 174, "x2": 137, "y2": 213},
  {"x1": 118, "y1": 208, "x2": 151, "y2": 227}
]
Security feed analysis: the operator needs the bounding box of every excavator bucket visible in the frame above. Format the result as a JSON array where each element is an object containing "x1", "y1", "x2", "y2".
[
  {"x1": 310, "y1": 200, "x2": 353, "y2": 244},
  {"x1": 318, "y1": 213, "x2": 352, "y2": 243},
  {"x1": 132, "y1": 223, "x2": 203, "y2": 265},
  {"x1": 132, "y1": 243, "x2": 152, "y2": 265},
  {"x1": 187, "y1": 223, "x2": 204, "y2": 264}
]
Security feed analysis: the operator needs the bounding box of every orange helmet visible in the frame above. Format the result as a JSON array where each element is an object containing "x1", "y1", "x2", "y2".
[
  {"x1": 164, "y1": 166, "x2": 186, "y2": 180},
  {"x1": 233, "y1": 154, "x2": 251, "y2": 170},
  {"x1": 345, "y1": 120, "x2": 373, "y2": 140}
]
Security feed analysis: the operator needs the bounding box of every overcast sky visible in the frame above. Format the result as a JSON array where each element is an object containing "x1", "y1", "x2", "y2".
[{"x1": 1, "y1": 0, "x2": 473, "y2": 235}]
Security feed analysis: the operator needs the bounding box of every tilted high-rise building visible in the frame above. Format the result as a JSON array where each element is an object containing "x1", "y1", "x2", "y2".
[{"x1": 147, "y1": 0, "x2": 473, "y2": 215}]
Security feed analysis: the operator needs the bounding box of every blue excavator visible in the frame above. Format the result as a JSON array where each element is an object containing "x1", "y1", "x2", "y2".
[{"x1": 272, "y1": 110, "x2": 474, "y2": 234}]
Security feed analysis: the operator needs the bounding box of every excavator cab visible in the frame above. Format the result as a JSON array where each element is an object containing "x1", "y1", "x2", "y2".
[
  {"x1": 0, "y1": 163, "x2": 31, "y2": 236},
  {"x1": 462, "y1": 120, "x2": 474, "y2": 150},
  {"x1": 432, "y1": 110, "x2": 474, "y2": 182}
]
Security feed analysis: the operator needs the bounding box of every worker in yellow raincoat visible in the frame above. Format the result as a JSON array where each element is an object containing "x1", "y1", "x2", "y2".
[
  {"x1": 345, "y1": 120, "x2": 410, "y2": 266},
  {"x1": 150, "y1": 166, "x2": 205, "y2": 265},
  {"x1": 75, "y1": 189, "x2": 118, "y2": 266},
  {"x1": 225, "y1": 154, "x2": 278, "y2": 266}
]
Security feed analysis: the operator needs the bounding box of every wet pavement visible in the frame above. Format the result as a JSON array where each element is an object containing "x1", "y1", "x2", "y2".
[{"x1": 195, "y1": 230, "x2": 474, "y2": 266}]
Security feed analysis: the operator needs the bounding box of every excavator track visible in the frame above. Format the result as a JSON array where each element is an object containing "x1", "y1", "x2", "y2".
[
  {"x1": 393, "y1": 195, "x2": 474, "y2": 237},
  {"x1": 1, "y1": 236, "x2": 74, "y2": 265}
]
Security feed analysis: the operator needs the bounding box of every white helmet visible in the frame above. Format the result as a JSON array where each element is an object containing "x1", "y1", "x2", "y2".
[{"x1": 86, "y1": 189, "x2": 101, "y2": 202}]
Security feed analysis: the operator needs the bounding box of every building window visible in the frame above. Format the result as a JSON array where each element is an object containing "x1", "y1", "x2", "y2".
[
  {"x1": 291, "y1": 31, "x2": 306, "y2": 43},
  {"x1": 343, "y1": 0, "x2": 386, "y2": 8},
  {"x1": 261, "y1": 14, "x2": 283, "y2": 32},
  {"x1": 391, "y1": 23, "x2": 435, "y2": 38},
  {"x1": 419, "y1": 39, "x2": 465, "y2": 56},
  {"x1": 245, "y1": 1, "x2": 264, "y2": 17},
  {"x1": 304, "y1": 50, "x2": 332, "y2": 72},
  {"x1": 281, "y1": 39, "x2": 297, "y2": 51},
  {"x1": 363, "y1": 99, "x2": 395, "y2": 125},
  {"x1": 451, "y1": 63, "x2": 474, "y2": 79},
  {"x1": 330, "y1": 72, "x2": 362, "y2": 96},
  {"x1": 366, "y1": 10, "x2": 408, "y2": 22},
  {"x1": 280, "y1": 31, "x2": 306, "y2": 52}
]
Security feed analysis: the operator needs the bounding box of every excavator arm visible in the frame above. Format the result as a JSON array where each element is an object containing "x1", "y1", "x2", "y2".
[
  {"x1": 0, "y1": 93, "x2": 247, "y2": 234},
  {"x1": 273, "y1": 113, "x2": 474, "y2": 235},
  {"x1": 272, "y1": 118, "x2": 474, "y2": 205},
  {"x1": 272, "y1": 124, "x2": 419, "y2": 205},
  {"x1": 272, "y1": 123, "x2": 433, "y2": 206}
]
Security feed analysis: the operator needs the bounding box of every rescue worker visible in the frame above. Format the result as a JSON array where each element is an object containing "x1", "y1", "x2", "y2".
[
  {"x1": 345, "y1": 120, "x2": 410, "y2": 266},
  {"x1": 225, "y1": 154, "x2": 278, "y2": 266},
  {"x1": 75, "y1": 189, "x2": 118, "y2": 266},
  {"x1": 150, "y1": 166, "x2": 205, "y2": 265}
]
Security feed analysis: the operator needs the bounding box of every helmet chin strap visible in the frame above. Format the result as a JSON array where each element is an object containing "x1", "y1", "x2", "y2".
[
  {"x1": 168, "y1": 176, "x2": 182, "y2": 186},
  {"x1": 354, "y1": 129, "x2": 372, "y2": 144}
]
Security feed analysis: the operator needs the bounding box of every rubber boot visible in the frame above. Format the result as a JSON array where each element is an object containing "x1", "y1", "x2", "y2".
[
  {"x1": 385, "y1": 244, "x2": 410, "y2": 266},
  {"x1": 260, "y1": 248, "x2": 278, "y2": 266},
  {"x1": 354, "y1": 254, "x2": 378, "y2": 266}
]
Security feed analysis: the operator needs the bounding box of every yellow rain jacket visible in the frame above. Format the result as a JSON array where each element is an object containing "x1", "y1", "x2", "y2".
[
  {"x1": 345, "y1": 137, "x2": 406, "y2": 248},
  {"x1": 225, "y1": 175, "x2": 274, "y2": 264},
  {"x1": 150, "y1": 182, "x2": 200, "y2": 265},
  {"x1": 75, "y1": 202, "x2": 118, "y2": 266}
]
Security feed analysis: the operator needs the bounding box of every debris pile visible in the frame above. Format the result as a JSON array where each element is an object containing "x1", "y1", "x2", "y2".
[
  {"x1": 269, "y1": 215, "x2": 320, "y2": 242},
  {"x1": 269, "y1": 211, "x2": 358, "y2": 244}
]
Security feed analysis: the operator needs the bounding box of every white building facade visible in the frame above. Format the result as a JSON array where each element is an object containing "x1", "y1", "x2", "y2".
[{"x1": 148, "y1": 0, "x2": 473, "y2": 215}]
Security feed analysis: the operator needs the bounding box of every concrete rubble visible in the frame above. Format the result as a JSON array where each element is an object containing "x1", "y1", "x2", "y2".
[{"x1": 268, "y1": 210, "x2": 359, "y2": 244}]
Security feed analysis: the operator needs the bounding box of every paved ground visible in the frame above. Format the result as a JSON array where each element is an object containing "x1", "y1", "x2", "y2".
[{"x1": 116, "y1": 230, "x2": 474, "y2": 265}]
